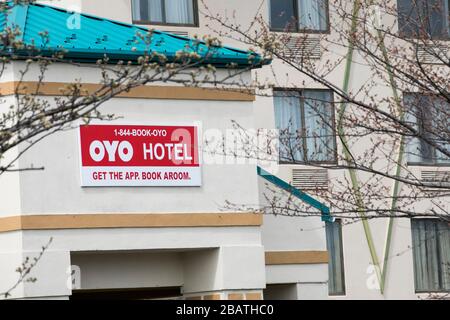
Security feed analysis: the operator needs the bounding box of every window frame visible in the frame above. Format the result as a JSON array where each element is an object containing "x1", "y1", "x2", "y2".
[
  {"x1": 274, "y1": 88, "x2": 338, "y2": 165},
  {"x1": 326, "y1": 219, "x2": 346, "y2": 296},
  {"x1": 404, "y1": 92, "x2": 450, "y2": 167},
  {"x1": 269, "y1": 0, "x2": 331, "y2": 34},
  {"x1": 131, "y1": 0, "x2": 200, "y2": 27},
  {"x1": 410, "y1": 218, "x2": 450, "y2": 294},
  {"x1": 397, "y1": 0, "x2": 450, "y2": 40}
]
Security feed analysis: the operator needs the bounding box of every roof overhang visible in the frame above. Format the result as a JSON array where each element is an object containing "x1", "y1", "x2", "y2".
[{"x1": 0, "y1": 2, "x2": 271, "y2": 68}]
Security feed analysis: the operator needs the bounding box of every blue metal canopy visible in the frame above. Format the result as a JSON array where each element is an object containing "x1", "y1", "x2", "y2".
[{"x1": 0, "y1": 2, "x2": 269, "y2": 68}]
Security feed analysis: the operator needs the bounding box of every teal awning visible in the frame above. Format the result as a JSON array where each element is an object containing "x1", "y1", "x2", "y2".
[
  {"x1": 0, "y1": 2, "x2": 270, "y2": 68},
  {"x1": 257, "y1": 166, "x2": 333, "y2": 222}
]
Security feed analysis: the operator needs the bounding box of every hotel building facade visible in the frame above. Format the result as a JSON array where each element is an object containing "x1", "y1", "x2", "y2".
[{"x1": 0, "y1": 0, "x2": 448, "y2": 300}]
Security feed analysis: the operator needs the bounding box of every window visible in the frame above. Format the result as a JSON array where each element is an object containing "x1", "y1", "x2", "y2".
[
  {"x1": 274, "y1": 89, "x2": 336, "y2": 164},
  {"x1": 397, "y1": 0, "x2": 450, "y2": 39},
  {"x1": 269, "y1": 0, "x2": 329, "y2": 32},
  {"x1": 404, "y1": 93, "x2": 450, "y2": 165},
  {"x1": 326, "y1": 220, "x2": 346, "y2": 296},
  {"x1": 132, "y1": 0, "x2": 197, "y2": 26},
  {"x1": 411, "y1": 219, "x2": 450, "y2": 293}
]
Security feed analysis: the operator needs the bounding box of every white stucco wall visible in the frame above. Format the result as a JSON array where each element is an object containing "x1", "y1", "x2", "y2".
[
  {"x1": 0, "y1": 226, "x2": 265, "y2": 299},
  {"x1": 0, "y1": 61, "x2": 258, "y2": 215},
  {"x1": 0, "y1": 64, "x2": 22, "y2": 216},
  {"x1": 0, "y1": 57, "x2": 268, "y2": 299},
  {"x1": 2, "y1": 0, "x2": 446, "y2": 300}
]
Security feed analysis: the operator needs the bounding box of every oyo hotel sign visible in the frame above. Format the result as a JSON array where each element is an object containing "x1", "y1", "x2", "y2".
[{"x1": 79, "y1": 125, "x2": 201, "y2": 187}]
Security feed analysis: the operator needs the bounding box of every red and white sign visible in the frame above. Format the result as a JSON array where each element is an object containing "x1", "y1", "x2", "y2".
[{"x1": 79, "y1": 124, "x2": 201, "y2": 187}]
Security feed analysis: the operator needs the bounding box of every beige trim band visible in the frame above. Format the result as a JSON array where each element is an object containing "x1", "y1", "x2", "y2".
[
  {"x1": 0, "y1": 81, "x2": 255, "y2": 101},
  {"x1": 0, "y1": 213, "x2": 262, "y2": 233},
  {"x1": 265, "y1": 251, "x2": 328, "y2": 265}
]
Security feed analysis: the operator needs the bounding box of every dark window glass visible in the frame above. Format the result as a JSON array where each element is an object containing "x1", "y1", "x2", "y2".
[
  {"x1": 397, "y1": 0, "x2": 450, "y2": 38},
  {"x1": 274, "y1": 89, "x2": 336, "y2": 164},
  {"x1": 326, "y1": 220, "x2": 346, "y2": 296},
  {"x1": 132, "y1": 0, "x2": 196, "y2": 26},
  {"x1": 411, "y1": 219, "x2": 450, "y2": 292},
  {"x1": 270, "y1": 0, "x2": 297, "y2": 31},
  {"x1": 405, "y1": 93, "x2": 450, "y2": 165},
  {"x1": 269, "y1": 0, "x2": 329, "y2": 32}
]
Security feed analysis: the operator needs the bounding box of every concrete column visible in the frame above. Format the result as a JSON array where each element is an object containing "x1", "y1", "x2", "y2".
[
  {"x1": 265, "y1": 263, "x2": 329, "y2": 300},
  {"x1": 182, "y1": 246, "x2": 266, "y2": 299},
  {"x1": 296, "y1": 282, "x2": 328, "y2": 300},
  {"x1": 0, "y1": 249, "x2": 71, "y2": 300}
]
